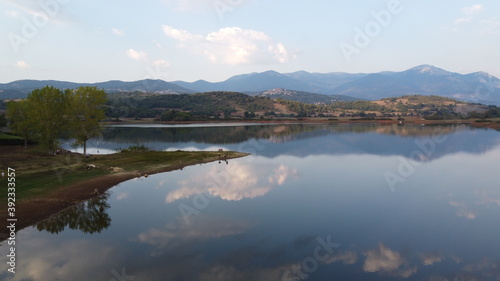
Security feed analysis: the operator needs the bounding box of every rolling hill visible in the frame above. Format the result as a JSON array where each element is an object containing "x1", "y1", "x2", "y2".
[
  {"x1": 2, "y1": 65, "x2": 500, "y2": 105},
  {"x1": 174, "y1": 65, "x2": 500, "y2": 105},
  {"x1": 0, "y1": 79, "x2": 192, "y2": 99}
]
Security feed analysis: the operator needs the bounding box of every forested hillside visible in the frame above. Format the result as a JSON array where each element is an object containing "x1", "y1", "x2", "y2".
[
  {"x1": 106, "y1": 91, "x2": 275, "y2": 120},
  {"x1": 105, "y1": 91, "x2": 500, "y2": 120}
]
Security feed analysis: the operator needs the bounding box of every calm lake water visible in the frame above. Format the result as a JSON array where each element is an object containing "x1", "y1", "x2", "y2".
[{"x1": 2, "y1": 123, "x2": 500, "y2": 280}]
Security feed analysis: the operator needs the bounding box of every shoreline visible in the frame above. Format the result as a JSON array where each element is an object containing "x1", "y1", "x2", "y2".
[
  {"x1": 0, "y1": 151, "x2": 249, "y2": 241},
  {"x1": 102, "y1": 117, "x2": 500, "y2": 129}
]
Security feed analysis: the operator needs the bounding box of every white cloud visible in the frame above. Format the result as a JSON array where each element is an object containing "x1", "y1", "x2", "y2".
[
  {"x1": 116, "y1": 192, "x2": 129, "y2": 200},
  {"x1": 138, "y1": 215, "x2": 251, "y2": 248},
  {"x1": 419, "y1": 252, "x2": 444, "y2": 266},
  {"x1": 126, "y1": 49, "x2": 148, "y2": 61},
  {"x1": 454, "y1": 17, "x2": 472, "y2": 25},
  {"x1": 449, "y1": 200, "x2": 476, "y2": 219},
  {"x1": 363, "y1": 243, "x2": 404, "y2": 273},
  {"x1": 455, "y1": 4, "x2": 484, "y2": 25},
  {"x1": 14, "y1": 60, "x2": 31, "y2": 69},
  {"x1": 162, "y1": 25, "x2": 202, "y2": 42},
  {"x1": 165, "y1": 163, "x2": 296, "y2": 203},
  {"x1": 462, "y1": 4, "x2": 483, "y2": 15},
  {"x1": 162, "y1": 25, "x2": 296, "y2": 65},
  {"x1": 10, "y1": 238, "x2": 116, "y2": 281},
  {"x1": 112, "y1": 28, "x2": 125, "y2": 36},
  {"x1": 269, "y1": 164, "x2": 297, "y2": 186},
  {"x1": 153, "y1": 59, "x2": 170, "y2": 67},
  {"x1": 363, "y1": 243, "x2": 417, "y2": 278}
]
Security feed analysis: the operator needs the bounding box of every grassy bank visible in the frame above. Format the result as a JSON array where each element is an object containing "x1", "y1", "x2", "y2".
[{"x1": 0, "y1": 146, "x2": 247, "y2": 201}]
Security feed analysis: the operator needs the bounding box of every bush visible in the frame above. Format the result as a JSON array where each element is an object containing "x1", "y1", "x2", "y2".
[{"x1": 117, "y1": 144, "x2": 151, "y2": 153}]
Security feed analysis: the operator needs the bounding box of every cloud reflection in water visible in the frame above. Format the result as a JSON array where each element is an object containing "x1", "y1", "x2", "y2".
[{"x1": 165, "y1": 161, "x2": 298, "y2": 203}]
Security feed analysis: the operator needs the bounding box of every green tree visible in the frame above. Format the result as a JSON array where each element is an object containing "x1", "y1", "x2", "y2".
[
  {"x1": 0, "y1": 113, "x2": 7, "y2": 129},
  {"x1": 26, "y1": 86, "x2": 71, "y2": 153},
  {"x1": 36, "y1": 193, "x2": 111, "y2": 234},
  {"x1": 6, "y1": 100, "x2": 36, "y2": 148},
  {"x1": 160, "y1": 109, "x2": 177, "y2": 121},
  {"x1": 69, "y1": 86, "x2": 107, "y2": 155}
]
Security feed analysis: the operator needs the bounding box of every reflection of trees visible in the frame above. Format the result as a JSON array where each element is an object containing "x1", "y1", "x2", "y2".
[
  {"x1": 36, "y1": 193, "x2": 111, "y2": 234},
  {"x1": 100, "y1": 124, "x2": 470, "y2": 146}
]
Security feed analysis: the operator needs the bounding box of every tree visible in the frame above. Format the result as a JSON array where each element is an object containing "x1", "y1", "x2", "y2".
[
  {"x1": 160, "y1": 109, "x2": 177, "y2": 121},
  {"x1": 0, "y1": 113, "x2": 7, "y2": 129},
  {"x1": 69, "y1": 86, "x2": 107, "y2": 155},
  {"x1": 6, "y1": 100, "x2": 36, "y2": 148},
  {"x1": 26, "y1": 86, "x2": 71, "y2": 153},
  {"x1": 36, "y1": 192, "x2": 111, "y2": 234}
]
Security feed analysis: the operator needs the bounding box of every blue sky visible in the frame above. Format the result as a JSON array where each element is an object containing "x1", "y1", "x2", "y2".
[{"x1": 1, "y1": 0, "x2": 499, "y2": 83}]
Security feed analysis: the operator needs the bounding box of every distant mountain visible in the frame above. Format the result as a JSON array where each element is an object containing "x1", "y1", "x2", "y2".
[
  {"x1": 2, "y1": 65, "x2": 500, "y2": 105},
  {"x1": 331, "y1": 65, "x2": 500, "y2": 105},
  {"x1": 259, "y1": 88, "x2": 360, "y2": 104},
  {"x1": 172, "y1": 65, "x2": 500, "y2": 105},
  {"x1": 176, "y1": 65, "x2": 500, "y2": 105},
  {"x1": 174, "y1": 70, "x2": 321, "y2": 93},
  {"x1": 0, "y1": 79, "x2": 192, "y2": 99},
  {"x1": 283, "y1": 71, "x2": 368, "y2": 90}
]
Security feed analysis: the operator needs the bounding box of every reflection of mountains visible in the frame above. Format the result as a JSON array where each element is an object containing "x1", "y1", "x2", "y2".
[
  {"x1": 262, "y1": 124, "x2": 500, "y2": 160},
  {"x1": 92, "y1": 124, "x2": 500, "y2": 161},
  {"x1": 102, "y1": 125, "x2": 277, "y2": 144}
]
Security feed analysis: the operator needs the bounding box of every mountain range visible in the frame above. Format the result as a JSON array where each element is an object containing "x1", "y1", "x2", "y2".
[{"x1": 1, "y1": 65, "x2": 499, "y2": 106}]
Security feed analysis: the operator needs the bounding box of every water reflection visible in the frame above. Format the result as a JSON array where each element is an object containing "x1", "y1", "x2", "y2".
[
  {"x1": 2, "y1": 124, "x2": 500, "y2": 281},
  {"x1": 165, "y1": 161, "x2": 298, "y2": 202},
  {"x1": 62, "y1": 123, "x2": 500, "y2": 163},
  {"x1": 362, "y1": 243, "x2": 417, "y2": 278},
  {"x1": 36, "y1": 192, "x2": 111, "y2": 234},
  {"x1": 138, "y1": 215, "x2": 251, "y2": 250}
]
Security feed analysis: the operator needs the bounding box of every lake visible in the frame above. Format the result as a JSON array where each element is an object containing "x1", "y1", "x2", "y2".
[{"x1": 2, "y1": 123, "x2": 500, "y2": 280}]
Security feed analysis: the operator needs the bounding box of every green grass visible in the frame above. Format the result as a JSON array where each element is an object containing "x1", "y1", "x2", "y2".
[
  {"x1": 12, "y1": 169, "x2": 109, "y2": 200},
  {"x1": 0, "y1": 147, "x2": 248, "y2": 201},
  {"x1": 0, "y1": 133, "x2": 22, "y2": 140}
]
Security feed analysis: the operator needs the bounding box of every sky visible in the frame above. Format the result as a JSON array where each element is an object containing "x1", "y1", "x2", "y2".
[{"x1": 1, "y1": 0, "x2": 499, "y2": 83}]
